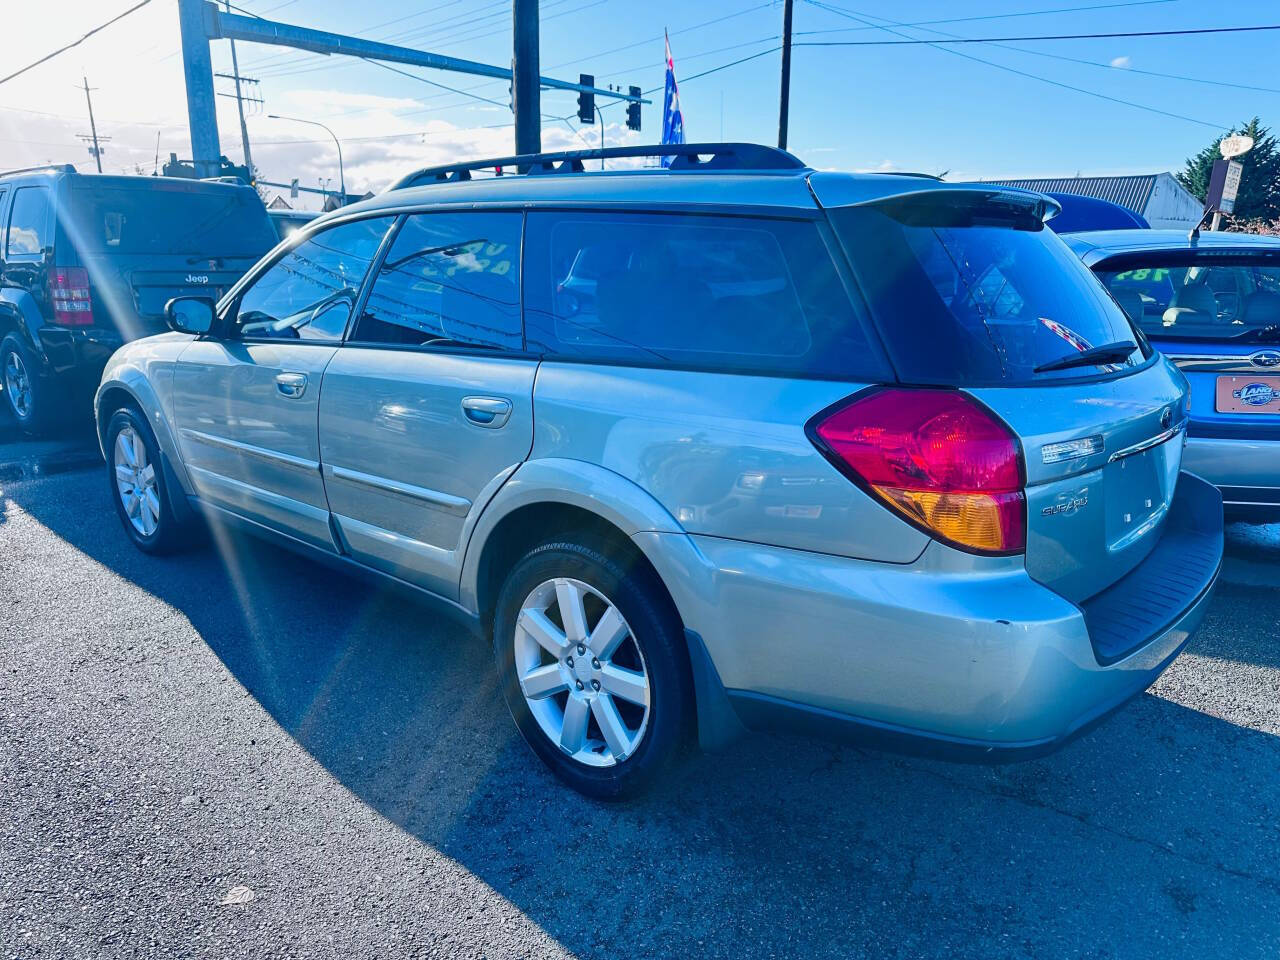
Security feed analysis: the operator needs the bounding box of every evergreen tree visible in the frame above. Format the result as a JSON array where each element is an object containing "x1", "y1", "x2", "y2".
[{"x1": 1177, "y1": 118, "x2": 1280, "y2": 224}]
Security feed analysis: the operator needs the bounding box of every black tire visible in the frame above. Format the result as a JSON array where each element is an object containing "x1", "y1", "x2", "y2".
[
  {"x1": 104, "y1": 407, "x2": 191, "y2": 555},
  {"x1": 1, "y1": 333, "x2": 58, "y2": 436},
  {"x1": 494, "y1": 537, "x2": 693, "y2": 801}
]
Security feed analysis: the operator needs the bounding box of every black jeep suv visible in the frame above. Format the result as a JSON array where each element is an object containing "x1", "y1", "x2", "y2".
[{"x1": 0, "y1": 165, "x2": 277, "y2": 434}]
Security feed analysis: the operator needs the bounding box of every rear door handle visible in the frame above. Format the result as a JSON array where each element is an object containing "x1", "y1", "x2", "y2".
[
  {"x1": 275, "y1": 372, "x2": 308, "y2": 399},
  {"x1": 461, "y1": 396, "x2": 512, "y2": 428}
]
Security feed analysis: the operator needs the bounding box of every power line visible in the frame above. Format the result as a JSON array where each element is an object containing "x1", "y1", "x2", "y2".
[
  {"x1": 837, "y1": 5, "x2": 1280, "y2": 96},
  {"x1": 801, "y1": 0, "x2": 1229, "y2": 129},
  {"x1": 0, "y1": 0, "x2": 153, "y2": 87},
  {"x1": 793, "y1": 14, "x2": 1280, "y2": 46},
  {"x1": 794, "y1": 0, "x2": 1178, "y2": 36}
]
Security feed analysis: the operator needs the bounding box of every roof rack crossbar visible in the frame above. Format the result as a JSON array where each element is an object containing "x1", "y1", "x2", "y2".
[
  {"x1": 0, "y1": 163, "x2": 77, "y2": 179},
  {"x1": 389, "y1": 142, "x2": 804, "y2": 190}
]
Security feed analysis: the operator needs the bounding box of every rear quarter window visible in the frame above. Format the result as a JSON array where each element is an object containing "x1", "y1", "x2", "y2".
[
  {"x1": 831, "y1": 202, "x2": 1146, "y2": 384},
  {"x1": 523, "y1": 210, "x2": 886, "y2": 380},
  {"x1": 6, "y1": 186, "x2": 51, "y2": 257}
]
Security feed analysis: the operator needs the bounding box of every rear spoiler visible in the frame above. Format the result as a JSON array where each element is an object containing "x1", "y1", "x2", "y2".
[{"x1": 859, "y1": 187, "x2": 1060, "y2": 231}]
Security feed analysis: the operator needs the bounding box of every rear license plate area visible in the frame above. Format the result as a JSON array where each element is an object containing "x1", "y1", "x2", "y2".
[
  {"x1": 1104, "y1": 448, "x2": 1166, "y2": 552},
  {"x1": 1216, "y1": 375, "x2": 1280, "y2": 414}
]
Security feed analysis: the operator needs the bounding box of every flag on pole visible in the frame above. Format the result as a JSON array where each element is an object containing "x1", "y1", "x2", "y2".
[{"x1": 661, "y1": 30, "x2": 685, "y2": 168}]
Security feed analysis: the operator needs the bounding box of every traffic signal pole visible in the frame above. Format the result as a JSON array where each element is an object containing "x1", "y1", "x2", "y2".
[
  {"x1": 513, "y1": 0, "x2": 541, "y2": 157},
  {"x1": 777, "y1": 0, "x2": 794, "y2": 150}
]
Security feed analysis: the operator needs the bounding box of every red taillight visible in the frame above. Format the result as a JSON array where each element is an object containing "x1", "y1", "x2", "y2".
[
  {"x1": 49, "y1": 267, "x2": 93, "y2": 326},
  {"x1": 810, "y1": 389, "x2": 1025, "y2": 555}
]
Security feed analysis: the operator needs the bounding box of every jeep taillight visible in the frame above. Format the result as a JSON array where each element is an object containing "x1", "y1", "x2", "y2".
[
  {"x1": 49, "y1": 267, "x2": 93, "y2": 326},
  {"x1": 809, "y1": 389, "x2": 1025, "y2": 555}
]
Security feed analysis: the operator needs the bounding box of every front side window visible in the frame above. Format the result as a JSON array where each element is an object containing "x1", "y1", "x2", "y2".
[
  {"x1": 233, "y1": 216, "x2": 394, "y2": 342},
  {"x1": 1097, "y1": 254, "x2": 1280, "y2": 341},
  {"x1": 7, "y1": 186, "x2": 51, "y2": 257},
  {"x1": 524, "y1": 211, "x2": 884, "y2": 379},
  {"x1": 352, "y1": 211, "x2": 523, "y2": 351},
  {"x1": 832, "y1": 198, "x2": 1145, "y2": 384}
]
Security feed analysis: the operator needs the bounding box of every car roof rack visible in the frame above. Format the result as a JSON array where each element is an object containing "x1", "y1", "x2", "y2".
[
  {"x1": 0, "y1": 163, "x2": 77, "y2": 180},
  {"x1": 389, "y1": 142, "x2": 805, "y2": 190}
]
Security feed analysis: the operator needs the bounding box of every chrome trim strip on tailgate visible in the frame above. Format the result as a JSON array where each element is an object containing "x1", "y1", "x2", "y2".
[
  {"x1": 325, "y1": 464, "x2": 472, "y2": 515},
  {"x1": 1107, "y1": 425, "x2": 1183, "y2": 463},
  {"x1": 1166, "y1": 354, "x2": 1280, "y2": 372},
  {"x1": 179, "y1": 428, "x2": 320, "y2": 473}
]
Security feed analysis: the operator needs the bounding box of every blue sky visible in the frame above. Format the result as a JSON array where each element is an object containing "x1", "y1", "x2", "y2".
[{"x1": 2, "y1": 0, "x2": 1277, "y2": 206}]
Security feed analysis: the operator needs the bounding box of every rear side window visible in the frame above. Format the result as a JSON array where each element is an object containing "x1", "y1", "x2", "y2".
[
  {"x1": 7, "y1": 186, "x2": 51, "y2": 257},
  {"x1": 66, "y1": 184, "x2": 276, "y2": 256},
  {"x1": 524, "y1": 211, "x2": 884, "y2": 380},
  {"x1": 831, "y1": 200, "x2": 1145, "y2": 384},
  {"x1": 353, "y1": 211, "x2": 522, "y2": 352}
]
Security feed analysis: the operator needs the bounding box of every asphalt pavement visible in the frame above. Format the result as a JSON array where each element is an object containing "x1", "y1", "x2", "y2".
[{"x1": 2, "y1": 460, "x2": 1279, "y2": 959}]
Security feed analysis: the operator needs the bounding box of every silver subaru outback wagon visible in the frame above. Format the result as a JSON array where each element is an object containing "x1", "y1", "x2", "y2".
[{"x1": 96, "y1": 143, "x2": 1224, "y2": 799}]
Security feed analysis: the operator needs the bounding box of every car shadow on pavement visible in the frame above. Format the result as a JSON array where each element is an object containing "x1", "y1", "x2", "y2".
[{"x1": 6, "y1": 472, "x2": 1280, "y2": 959}]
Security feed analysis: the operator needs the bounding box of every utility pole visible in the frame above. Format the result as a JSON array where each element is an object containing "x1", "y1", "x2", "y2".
[
  {"x1": 777, "y1": 0, "x2": 794, "y2": 151},
  {"x1": 178, "y1": 0, "x2": 221, "y2": 178},
  {"x1": 513, "y1": 0, "x2": 541, "y2": 158},
  {"x1": 82, "y1": 77, "x2": 104, "y2": 173},
  {"x1": 225, "y1": 0, "x2": 254, "y2": 176}
]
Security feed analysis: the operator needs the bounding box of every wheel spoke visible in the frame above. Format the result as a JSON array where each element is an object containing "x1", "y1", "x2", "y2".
[
  {"x1": 554, "y1": 580, "x2": 588, "y2": 643},
  {"x1": 560, "y1": 695, "x2": 589, "y2": 754},
  {"x1": 114, "y1": 463, "x2": 133, "y2": 484},
  {"x1": 139, "y1": 463, "x2": 155, "y2": 486},
  {"x1": 143, "y1": 489, "x2": 161, "y2": 526},
  {"x1": 518, "y1": 608, "x2": 568, "y2": 656},
  {"x1": 131, "y1": 432, "x2": 147, "y2": 470},
  {"x1": 599, "y1": 663, "x2": 649, "y2": 707},
  {"x1": 520, "y1": 663, "x2": 568, "y2": 700},
  {"x1": 115, "y1": 433, "x2": 135, "y2": 468},
  {"x1": 591, "y1": 695, "x2": 632, "y2": 760},
  {"x1": 588, "y1": 604, "x2": 629, "y2": 659}
]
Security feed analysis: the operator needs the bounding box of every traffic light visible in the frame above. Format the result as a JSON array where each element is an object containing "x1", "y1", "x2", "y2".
[
  {"x1": 578, "y1": 74, "x2": 595, "y2": 124},
  {"x1": 626, "y1": 86, "x2": 642, "y2": 132}
]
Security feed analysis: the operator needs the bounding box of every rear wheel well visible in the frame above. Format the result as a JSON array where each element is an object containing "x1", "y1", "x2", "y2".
[{"x1": 475, "y1": 502, "x2": 682, "y2": 636}]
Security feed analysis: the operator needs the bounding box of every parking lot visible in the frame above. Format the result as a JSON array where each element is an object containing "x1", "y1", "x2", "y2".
[{"x1": 2, "y1": 447, "x2": 1279, "y2": 958}]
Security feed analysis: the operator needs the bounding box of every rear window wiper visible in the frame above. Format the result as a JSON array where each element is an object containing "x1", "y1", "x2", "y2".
[{"x1": 1034, "y1": 340, "x2": 1137, "y2": 374}]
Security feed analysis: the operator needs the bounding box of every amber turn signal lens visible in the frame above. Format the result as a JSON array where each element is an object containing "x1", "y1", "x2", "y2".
[{"x1": 871, "y1": 487, "x2": 1026, "y2": 554}]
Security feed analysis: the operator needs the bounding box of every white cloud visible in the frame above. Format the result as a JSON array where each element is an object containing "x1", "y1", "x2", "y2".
[{"x1": 1110, "y1": 56, "x2": 1132, "y2": 68}]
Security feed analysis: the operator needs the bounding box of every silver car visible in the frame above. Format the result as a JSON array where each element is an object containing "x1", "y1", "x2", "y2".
[{"x1": 96, "y1": 143, "x2": 1223, "y2": 799}]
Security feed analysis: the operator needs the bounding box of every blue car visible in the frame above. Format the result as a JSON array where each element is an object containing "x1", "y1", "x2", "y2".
[{"x1": 1066, "y1": 229, "x2": 1280, "y2": 520}]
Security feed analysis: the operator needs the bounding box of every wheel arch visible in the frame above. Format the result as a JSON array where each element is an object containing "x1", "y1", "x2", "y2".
[{"x1": 459, "y1": 457, "x2": 684, "y2": 623}]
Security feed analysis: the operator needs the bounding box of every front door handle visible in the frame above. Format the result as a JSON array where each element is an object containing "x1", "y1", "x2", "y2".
[
  {"x1": 461, "y1": 396, "x2": 512, "y2": 428},
  {"x1": 275, "y1": 372, "x2": 308, "y2": 399}
]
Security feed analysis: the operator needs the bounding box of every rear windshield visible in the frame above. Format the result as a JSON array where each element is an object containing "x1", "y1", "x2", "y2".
[
  {"x1": 65, "y1": 184, "x2": 276, "y2": 257},
  {"x1": 1095, "y1": 253, "x2": 1280, "y2": 342},
  {"x1": 831, "y1": 198, "x2": 1147, "y2": 384}
]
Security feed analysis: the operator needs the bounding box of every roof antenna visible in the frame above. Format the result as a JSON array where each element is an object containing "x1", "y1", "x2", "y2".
[{"x1": 1188, "y1": 208, "x2": 1210, "y2": 244}]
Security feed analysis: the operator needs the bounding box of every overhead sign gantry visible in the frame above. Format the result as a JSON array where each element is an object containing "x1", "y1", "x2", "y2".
[{"x1": 176, "y1": 0, "x2": 649, "y2": 178}]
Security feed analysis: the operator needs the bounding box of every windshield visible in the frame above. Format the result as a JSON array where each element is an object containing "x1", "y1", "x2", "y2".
[
  {"x1": 66, "y1": 184, "x2": 276, "y2": 257},
  {"x1": 1095, "y1": 253, "x2": 1280, "y2": 341},
  {"x1": 831, "y1": 202, "x2": 1146, "y2": 384}
]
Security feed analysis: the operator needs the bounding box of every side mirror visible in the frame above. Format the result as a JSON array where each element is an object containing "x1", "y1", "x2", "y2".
[{"x1": 165, "y1": 296, "x2": 216, "y2": 336}]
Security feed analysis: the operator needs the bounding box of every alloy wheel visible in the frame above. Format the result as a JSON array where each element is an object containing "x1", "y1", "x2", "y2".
[
  {"x1": 113, "y1": 426, "x2": 161, "y2": 537},
  {"x1": 4, "y1": 350, "x2": 32, "y2": 419},
  {"x1": 514, "y1": 577, "x2": 651, "y2": 767}
]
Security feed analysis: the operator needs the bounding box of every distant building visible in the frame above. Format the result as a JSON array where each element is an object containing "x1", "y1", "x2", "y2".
[
  {"x1": 266, "y1": 195, "x2": 293, "y2": 210},
  {"x1": 984, "y1": 173, "x2": 1202, "y2": 230}
]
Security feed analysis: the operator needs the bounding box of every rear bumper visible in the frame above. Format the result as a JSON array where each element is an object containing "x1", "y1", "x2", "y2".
[
  {"x1": 1182, "y1": 435, "x2": 1280, "y2": 516},
  {"x1": 644, "y1": 473, "x2": 1223, "y2": 760},
  {"x1": 36, "y1": 326, "x2": 124, "y2": 382}
]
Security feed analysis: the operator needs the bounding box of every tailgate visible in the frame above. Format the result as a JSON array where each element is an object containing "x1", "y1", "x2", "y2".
[{"x1": 970, "y1": 359, "x2": 1188, "y2": 603}]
